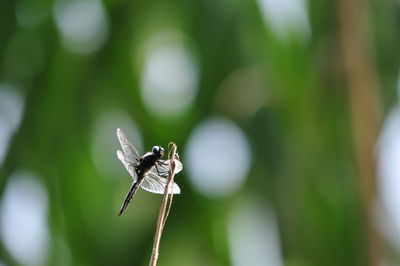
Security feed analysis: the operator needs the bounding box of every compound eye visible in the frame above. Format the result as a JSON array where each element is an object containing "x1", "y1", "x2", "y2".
[
  {"x1": 154, "y1": 146, "x2": 165, "y2": 158},
  {"x1": 152, "y1": 146, "x2": 159, "y2": 154}
]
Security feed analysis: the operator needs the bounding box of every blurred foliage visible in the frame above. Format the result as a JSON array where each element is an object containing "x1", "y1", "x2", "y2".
[{"x1": 0, "y1": 0, "x2": 399, "y2": 266}]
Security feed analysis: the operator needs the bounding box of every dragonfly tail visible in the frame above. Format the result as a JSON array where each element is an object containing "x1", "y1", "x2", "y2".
[{"x1": 118, "y1": 178, "x2": 143, "y2": 216}]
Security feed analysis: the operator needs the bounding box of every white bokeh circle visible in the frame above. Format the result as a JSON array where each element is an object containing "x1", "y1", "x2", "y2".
[
  {"x1": 185, "y1": 118, "x2": 251, "y2": 197},
  {"x1": 0, "y1": 170, "x2": 49, "y2": 266},
  {"x1": 140, "y1": 31, "x2": 198, "y2": 117},
  {"x1": 53, "y1": 0, "x2": 109, "y2": 54},
  {"x1": 91, "y1": 111, "x2": 143, "y2": 179}
]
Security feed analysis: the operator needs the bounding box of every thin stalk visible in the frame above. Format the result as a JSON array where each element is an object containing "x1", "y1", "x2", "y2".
[
  {"x1": 337, "y1": 0, "x2": 382, "y2": 264},
  {"x1": 149, "y1": 143, "x2": 178, "y2": 266}
]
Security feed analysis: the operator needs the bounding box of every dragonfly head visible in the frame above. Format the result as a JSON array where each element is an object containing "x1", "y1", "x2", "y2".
[{"x1": 152, "y1": 146, "x2": 164, "y2": 158}]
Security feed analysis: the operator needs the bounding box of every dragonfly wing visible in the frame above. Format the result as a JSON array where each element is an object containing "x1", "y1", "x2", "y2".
[
  {"x1": 149, "y1": 159, "x2": 183, "y2": 177},
  {"x1": 172, "y1": 159, "x2": 183, "y2": 174},
  {"x1": 116, "y1": 128, "x2": 141, "y2": 162},
  {"x1": 141, "y1": 172, "x2": 181, "y2": 194},
  {"x1": 117, "y1": 150, "x2": 138, "y2": 182}
]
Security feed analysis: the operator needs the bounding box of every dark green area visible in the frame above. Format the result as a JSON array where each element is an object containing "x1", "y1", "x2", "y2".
[{"x1": 0, "y1": 0, "x2": 399, "y2": 265}]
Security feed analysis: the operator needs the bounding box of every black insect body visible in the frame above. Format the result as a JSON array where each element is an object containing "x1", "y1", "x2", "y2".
[
  {"x1": 119, "y1": 146, "x2": 165, "y2": 215},
  {"x1": 116, "y1": 129, "x2": 182, "y2": 216},
  {"x1": 136, "y1": 146, "x2": 164, "y2": 177}
]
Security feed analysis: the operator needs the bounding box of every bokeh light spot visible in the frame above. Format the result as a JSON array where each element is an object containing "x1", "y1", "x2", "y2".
[
  {"x1": 256, "y1": 0, "x2": 311, "y2": 40},
  {"x1": 0, "y1": 170, "x2": 49, "y2": 266},
  {"x1": 378, "y1": 106, "x2": 400, "y2": 249},
  {"x1": 140, "y1": 31, "x2": 199, "y2": 118},
  {"x1": 0, "y1": 84, "x2": 25, "y2": 166},
  {"x1": 53, "y1": 0, "x2": 109, "y2": 54},
  {"x1": 185, "y1": 118, "x2": 251, "y2": 197},
  {"x1": 215, "y1": 67, "x2": 268, "y2": 120},
  {"x1": 91, "y1": 111, "x2": 143, "y2": 179},
  {"x1": 228, "y1": 199, "x2": 283, "y2": 266}
]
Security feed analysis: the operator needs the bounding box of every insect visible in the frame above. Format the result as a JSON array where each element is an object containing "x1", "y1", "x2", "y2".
[{"x1": 116, "y1": 128, "x2": 182, "y2": 216}]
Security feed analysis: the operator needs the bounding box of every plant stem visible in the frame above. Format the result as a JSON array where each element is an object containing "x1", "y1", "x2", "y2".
[
  {"x1": 337, "y1": 0, "x2": 382, "y2": 264},
  {"x1": 149, "y1": 143, "x2": 178, "y2": 266}
]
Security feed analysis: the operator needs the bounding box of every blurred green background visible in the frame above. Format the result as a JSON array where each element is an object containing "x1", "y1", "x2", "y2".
[{"x1": 1, "y1": 0, "x2": 400, "y2": 265}]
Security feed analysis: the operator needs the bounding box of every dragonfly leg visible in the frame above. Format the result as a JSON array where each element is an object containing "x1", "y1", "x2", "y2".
[
  {"x1": 154, "y1": 164, "x2": 162, "y2": 176},
  {"x1": 158, "y1": 160, "x2": 169, "y2": 166},
  {"x1": 155, "y1": 160, "x2": 170, "y2": 176}
]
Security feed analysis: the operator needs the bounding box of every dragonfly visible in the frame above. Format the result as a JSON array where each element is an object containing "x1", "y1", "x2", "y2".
[{"x1": 116, "y1": 128, "x2": 182, "y2": 216}]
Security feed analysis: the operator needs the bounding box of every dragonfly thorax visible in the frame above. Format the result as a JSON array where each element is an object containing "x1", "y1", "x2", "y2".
[{"x1": 136, "y1": 150, "x2": 162, "y2": 177}]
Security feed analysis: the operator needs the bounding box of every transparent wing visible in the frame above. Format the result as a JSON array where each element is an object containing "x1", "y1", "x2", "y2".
[
  {"x1": 173, "y1": 159, "x2": 183, "y2": 173},
  {"x1": 141, "y1": 172, "x2": 181, "y2": 194},
  {"x1": 116, "y1": 128, "x2": 141, "y2": 163},
  {"x1": 149, "y1": 159, "x2": 183, "y2": 177},
  {"x1": 117, "y1": 150, "x2": 138, "y2": 182}
]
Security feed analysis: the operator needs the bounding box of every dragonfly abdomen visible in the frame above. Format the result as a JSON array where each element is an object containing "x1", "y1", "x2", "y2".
[{"x1": 118, "y1": 178, "x2": 144, "y2": 216}]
